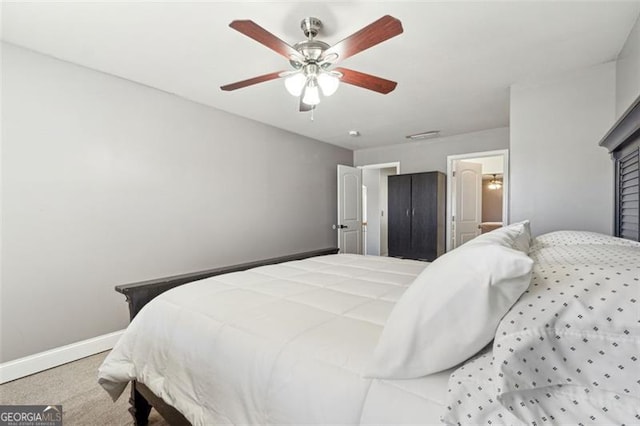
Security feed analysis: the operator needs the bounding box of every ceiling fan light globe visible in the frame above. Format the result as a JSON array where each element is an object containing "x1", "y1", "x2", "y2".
[
  {"x1": 284, "y1": 73, "x2": 306, "y2": 97},
  {"x1": 302, "y1": 84, "x2": 321, "y2": 106},
  {"x1": 318, "y1": 72, "x2": 340, "y2": 96}
]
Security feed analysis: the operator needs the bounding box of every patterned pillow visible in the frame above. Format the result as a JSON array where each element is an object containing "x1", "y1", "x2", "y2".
[
  {"x1": 491, "y1": 241, "x2": 640, "y2": 423},
  {"x1": 532, "y1": 230, "x2": 640, "y2": 250}
]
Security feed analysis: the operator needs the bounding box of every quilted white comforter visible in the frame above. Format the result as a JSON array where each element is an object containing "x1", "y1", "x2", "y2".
[{"x1": 99, "y1": 254, "x2": 453, "y2": 425}]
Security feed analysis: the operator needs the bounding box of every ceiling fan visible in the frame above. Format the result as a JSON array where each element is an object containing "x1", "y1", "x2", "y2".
[{"x1": 220, "y1": 15, "x2": 403, "y2": 112}]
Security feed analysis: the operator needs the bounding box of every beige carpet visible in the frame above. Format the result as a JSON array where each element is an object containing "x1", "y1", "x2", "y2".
[{"x1": 0, "y1": 351, "x2": 168, "y2": 426}]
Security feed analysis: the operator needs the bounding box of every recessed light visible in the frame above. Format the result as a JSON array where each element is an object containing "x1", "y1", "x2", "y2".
[
  {"x1": 349, "y1": 130, "x2": 360, "y2": 137},
  {"x1": 405, "y1": 130, "x2": 440, "y2": 140}
]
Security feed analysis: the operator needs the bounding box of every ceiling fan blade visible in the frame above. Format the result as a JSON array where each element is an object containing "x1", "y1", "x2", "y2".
[
  {"x1": 229, "y1": 20, "x2": 302, "y2": 61},
  {"x1": 323, "y1": 15, "x2": 403, "y2": 63},
  {"x1": 220, "y1": 71, "x2": 285, "y2": 91},
  {"x1": 334, "y1": 67, "x2": 397, "y2": 94}
]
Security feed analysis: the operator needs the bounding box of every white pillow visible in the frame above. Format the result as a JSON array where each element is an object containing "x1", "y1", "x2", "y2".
[
  {"x1": 468, "y1": 220, "x2": 532, "y2": 253},
  {"x1": 510, "y1": 220, "x2": 532, "y2": 253},
  {"x1": 364, "y1": 243, "x2": 533, "y2": 379}
]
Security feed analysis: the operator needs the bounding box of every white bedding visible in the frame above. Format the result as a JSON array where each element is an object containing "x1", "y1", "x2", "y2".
[
  {"x1": 99, "y1": 254, "x2": 453, "y2": 425},
  {"x1": 442, "y1": 232, "x2": 640, "y2": 425}
]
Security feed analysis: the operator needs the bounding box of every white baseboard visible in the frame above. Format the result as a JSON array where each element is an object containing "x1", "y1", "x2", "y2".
[{"x1": 0, "y1": 330, "x2": 124, "y2": 384}]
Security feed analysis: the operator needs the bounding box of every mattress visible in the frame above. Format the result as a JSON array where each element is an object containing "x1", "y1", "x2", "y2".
[{"x1": 99, "y1": 254, "x2": 454, "y2": 425}]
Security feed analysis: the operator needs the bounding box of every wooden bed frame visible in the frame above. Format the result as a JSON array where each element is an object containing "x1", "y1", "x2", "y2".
[{"x1": 114, "y1": 247, "x2": 338, "y2": 426}]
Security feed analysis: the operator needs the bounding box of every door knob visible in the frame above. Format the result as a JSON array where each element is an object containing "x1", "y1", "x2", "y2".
[{"x1": 332, "y1": 224, "x2": 348, "y2": 229}]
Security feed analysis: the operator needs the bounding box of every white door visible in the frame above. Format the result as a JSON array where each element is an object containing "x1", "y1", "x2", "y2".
[
  {"x1": 337, "y1": 165, "x2": 363, "y2": 254},
  {"x1": 454, "y1": 161, "x2": 482, "y2": 248}
]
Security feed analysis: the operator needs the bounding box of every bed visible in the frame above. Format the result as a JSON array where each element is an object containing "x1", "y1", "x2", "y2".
[
  {"x1": 99, "y1": 230, "x2": 640, "y2": 425},
  {"x1": 99, "y1": 252, "x2": 454, "y2": 425},
  {"x1": 99, "y1": 96, "x2": 640, "y2": 425}
]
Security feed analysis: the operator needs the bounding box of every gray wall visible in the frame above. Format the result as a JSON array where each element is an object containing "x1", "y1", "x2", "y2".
[
  {"x1": 354, "y1": 127, "x2": 509, "y2": 173},
  {"x1": 616, "y1": 14, "x2": 640, "y2": 118},
  {"x1": 510, "y1": 61, "x2": 615, "y2": 237},
  {"x1": 1, "y1": 44, "x2": 352, "y2": 362}
]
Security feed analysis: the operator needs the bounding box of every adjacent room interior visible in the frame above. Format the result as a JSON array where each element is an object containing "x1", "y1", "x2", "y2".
[
  {"x1": 361, "y1": 164, "x2": 398, "y2": 256},
  {"x1": 448, "y1": 152, "x2": 508, "y2": 250}
]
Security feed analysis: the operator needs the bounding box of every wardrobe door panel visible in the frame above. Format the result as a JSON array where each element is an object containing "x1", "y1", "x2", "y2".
[
  {"x1": 388, "y1": 174, "x2": 412, "y2": 257},
  {"x1": 435, "y1": 172, "x2": 447, "y2": 258},
  {"x1": 411, "y1": 173, "x2": 438, "y2": 261}
]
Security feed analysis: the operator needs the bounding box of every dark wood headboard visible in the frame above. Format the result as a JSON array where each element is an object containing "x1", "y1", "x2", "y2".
[{"x1": 599, "y1": 95, "x2": 640, "y2": 242}]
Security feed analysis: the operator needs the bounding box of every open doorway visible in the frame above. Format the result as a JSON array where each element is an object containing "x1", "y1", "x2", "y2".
[
  {"x1": 446, "y1": 150, "x2": 509, "y2": 251},
  {"x1": 360, "y1": 162, "x2": 400, "y2": 256}
]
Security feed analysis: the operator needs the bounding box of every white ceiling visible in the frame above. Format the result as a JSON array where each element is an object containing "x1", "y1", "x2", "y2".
[{"x1": 2, "y1": 1, "x2": 639, "y2": 150}]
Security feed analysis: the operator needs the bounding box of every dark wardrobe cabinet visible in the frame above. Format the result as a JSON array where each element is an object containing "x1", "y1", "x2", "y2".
[{"x1": 388, "y1": 171, "x2": 446, "y2": 262}]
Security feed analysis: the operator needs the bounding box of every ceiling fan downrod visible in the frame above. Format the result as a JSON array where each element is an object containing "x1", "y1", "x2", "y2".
[
  {"x1": 301, "y1": 17, "x2": 322, "y2": 40},
  {"x1": 291, "y1": 17, "x2": 331, "y2": 66}
]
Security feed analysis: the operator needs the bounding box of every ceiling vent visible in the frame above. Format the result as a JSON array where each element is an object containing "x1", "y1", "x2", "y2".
[{"x1": 405, "y1": 130, "x2": 440, "y2": 140}]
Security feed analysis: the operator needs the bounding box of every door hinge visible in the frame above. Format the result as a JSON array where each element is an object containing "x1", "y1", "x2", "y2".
[{"x1": 452, "y1": 171, "x2": 456, "y2": 177}]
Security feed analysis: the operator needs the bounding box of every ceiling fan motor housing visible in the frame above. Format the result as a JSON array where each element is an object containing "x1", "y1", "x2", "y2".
[
  {"x1": 300, "y1": 17, "x2": 322, "y2": 39},
  {"x1": 289, "y1": 17, "x2": 329, "y2": 67},
  {"x1": 291, "y1": 40, "x2": 330, "y2": 66}
]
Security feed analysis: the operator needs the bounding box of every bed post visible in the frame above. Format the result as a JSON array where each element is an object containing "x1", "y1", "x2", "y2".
[{"x1": 130, "y1": 382, "x2": 152, "y2": 426}]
